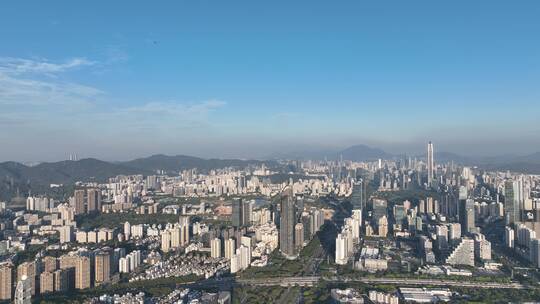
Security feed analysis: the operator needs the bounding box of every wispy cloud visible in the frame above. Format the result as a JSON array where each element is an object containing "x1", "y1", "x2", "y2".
[
  {"x1": 122, "y1": 100, "x2": 225, "y2": 115},
  {"x1": 97, "y1": 100, "x2": 227, "y2": 131},
  {"x1": 103, "y1": 45, "x2": 129, "y2": 63},
  {"x1": 0, "y1": 57, "x2": 94, "y2": 75},
  {"x1": 0, "y1": 55, "x2": 228, "y2": 161},
  {"x1": 0, "y1": 71, "x2": 103, "y2": 106},
  {"x1": 273, "y1": 112, "x2": 300, "y2": 120}
]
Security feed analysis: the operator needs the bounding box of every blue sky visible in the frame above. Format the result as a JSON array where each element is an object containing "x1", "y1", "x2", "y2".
[{"x1": 1, "y1": 1, "x2": 539, "y2": 161}]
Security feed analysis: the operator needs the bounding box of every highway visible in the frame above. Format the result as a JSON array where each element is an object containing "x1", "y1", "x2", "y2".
[{"x1": 182, "y1": 275, "x2": 533, "y2": 290}]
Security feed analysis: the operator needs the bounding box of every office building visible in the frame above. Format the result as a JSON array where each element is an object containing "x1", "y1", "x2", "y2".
[
  {"x1": 427, "y1": 141, "x2": 434, "y2": 187},
  {"x1": 279, "y1": 187, "x2": 297, "y2": 259},
  {"x1": 460, "y1": 199, "x2": 475, "y2": 234},
  {"x1": 232, "y1": 198, "x2": 244, "y2": 227},
  {"x1": 505, "y1": 180, "x2": 522, "y2": 225}
]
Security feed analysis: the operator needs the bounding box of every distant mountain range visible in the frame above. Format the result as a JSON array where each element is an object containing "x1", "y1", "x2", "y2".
[
  {"x1": 266, "y1": 144, "x2": 540, "y2": 174},
  {"x1": 2, "y1": 148, "x2": 540, "y2": 201},
  {"x1": 0, "y1": 155, "x2": 274, "y2": 200}
]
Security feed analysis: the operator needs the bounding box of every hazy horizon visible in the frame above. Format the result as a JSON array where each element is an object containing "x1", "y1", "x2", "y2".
[
  {"x1": 4, "y1": 140, "x2": 540, "y2": 164},
  {"x1": 2, "y1": 1, "x2": 540, "y2": 162}
]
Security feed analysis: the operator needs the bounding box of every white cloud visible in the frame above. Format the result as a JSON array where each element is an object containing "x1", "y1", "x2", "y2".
[
  {"x1": 0, "y1": 57, "x2": 94, "y2": 75},
  {"x1": 0, "y1": 56, "x2": 102, "y2": 106}
]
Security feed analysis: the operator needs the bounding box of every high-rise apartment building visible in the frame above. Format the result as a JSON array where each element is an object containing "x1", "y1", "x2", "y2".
[
  {"x1": 42, "y1": 257, "x2": 57, "y2": 273},
  {"x1": 95, "y1": 252, "x2": 111, "y2": 285},
  {"x1": 335, "y1": 233, "x2": 347, "y2": 265},
  {"x1": 75, "y1": 257, "x2": 91, "y2": 290},
  {"x1": 59, "y1": 225, "x2": 73, "y2": 244},
  {"x1": 0, "y1": 264, "x2": 12, "y2": 301},
  {"x1": 87, "y1": 188, "x2": 101, "y2": 213},
  {"x1": 15, "y1": 276, "x2": 32, "y2": 304},
  {"x1": 39, "y1": 272, "x2": 54, "y2": 294},
  {"x1": 225, "y1": 238, "x2": 235, "y2": 260},
  {"x1": 295, "y1": 223, "x2": 304, "y2": 250},
  {"x1": 161, "y1": 230, "x2": 171, "y2": 253},
  {"x1": 73, "y1": 189, "x2": 86, "y2": 215},
  {"x1": 17, "y1": 261, "x2": 37, "y2": 296},
  {"x1": 211, "y1": 238, "x2": 222, "y2": 258},
  {"x1": 53, "y1": 269, "x2": 69, "y2": 292},
  {"x1": 505, "y1": 226, "x2": 515, "y2": 248}
]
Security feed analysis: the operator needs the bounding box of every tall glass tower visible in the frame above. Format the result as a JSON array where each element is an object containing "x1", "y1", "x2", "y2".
[{"x1": 427, "y1": 141, "x2": 434, "y2": 187}]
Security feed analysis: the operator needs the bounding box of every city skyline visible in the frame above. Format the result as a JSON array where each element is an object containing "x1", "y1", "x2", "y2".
[{"x1": 1, "y1": 1, "x2": 540, "y2": 161}]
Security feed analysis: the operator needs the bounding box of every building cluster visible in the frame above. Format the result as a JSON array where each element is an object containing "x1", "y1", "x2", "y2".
[
  {"x1": 0, "y1": 247, "x2": 142, "y2": 302},
  {"x1": 85, "y1": 289, "x2": 231, "y2": 304}
]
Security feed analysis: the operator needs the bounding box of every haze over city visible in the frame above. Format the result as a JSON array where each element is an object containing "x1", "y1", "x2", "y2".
[
  {"x1": 1, "y1": 1, "x2": 540, "y2": 162},
  {"x1": 4, "y1": 2, "x2": 540, "y2": 304}
]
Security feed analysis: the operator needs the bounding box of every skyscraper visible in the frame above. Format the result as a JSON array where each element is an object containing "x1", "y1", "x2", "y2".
[
  {"x1": 459, "y1": 199, "x2": 476, "y2": 234},
  {"x1": 427, "y1": 141, "x2": 434, "y2": 187},
  {"x1": 279, "y1": 187, "x2": 297, "y2": 259},
  {"x1": 504, "y1": 180, "x2": 522, "y2": 225},
  {"x1": 232, "y1": 198, "x2": 243, "y2": 227},
  {"x1": 351, "y1": 181, "x2": 364, "y2": 210},
  {"x1": 242, "y1": 200, "x2": 252, "y2": 225}
]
